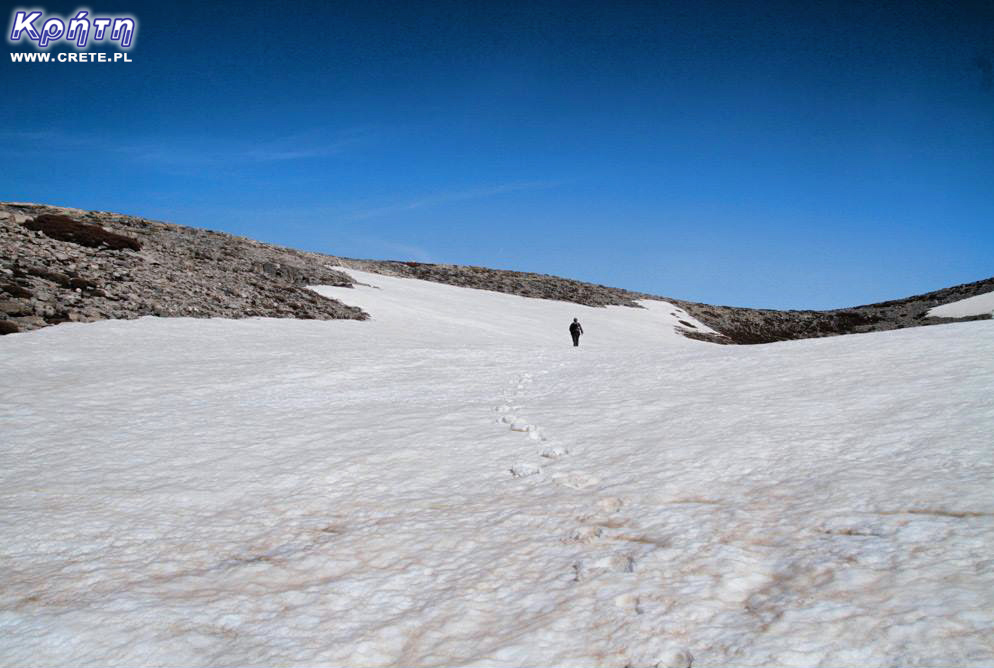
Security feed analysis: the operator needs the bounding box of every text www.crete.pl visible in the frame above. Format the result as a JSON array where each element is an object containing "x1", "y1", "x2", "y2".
[{"x1": 10, "y1": 51, "x2": 132, "y2": 62}]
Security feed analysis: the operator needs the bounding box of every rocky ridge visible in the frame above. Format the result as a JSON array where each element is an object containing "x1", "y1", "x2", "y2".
[
  {"x1": 330, "y1": 258, "x2": 994, "y2": 344},
  {"x1": 0, "y1": 203, "x2": 364, "y2": 334},
  {"x1": 669, "y1": 280, "x2": 994, "y2": 344},
  {"x1": 335, "y1": 258, "x2": 649, "y2": 307},
  {"x1": 2, "y1": 202, "x2": 991, "y2": 343}
]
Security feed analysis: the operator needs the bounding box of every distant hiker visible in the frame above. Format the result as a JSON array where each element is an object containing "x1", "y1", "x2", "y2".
[{"x1": 569, "y1": 318, "x2": 584, "y2": 347}]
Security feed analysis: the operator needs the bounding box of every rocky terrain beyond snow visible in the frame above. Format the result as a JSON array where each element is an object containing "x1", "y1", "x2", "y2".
[
  {"x1": 0, "y1": 203, "x2": 364, "y2": 336},
  {"x1": 1, "y1": 201, "x2": 991, "y2": 342}
]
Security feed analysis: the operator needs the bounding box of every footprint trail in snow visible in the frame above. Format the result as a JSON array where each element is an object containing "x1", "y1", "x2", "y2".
[
  {"x1": 491, "y1": 371, "x2": 645, "y2": 597},
  {"x1": 494, "y1": 372, "x2": 555, "y2": 477}
]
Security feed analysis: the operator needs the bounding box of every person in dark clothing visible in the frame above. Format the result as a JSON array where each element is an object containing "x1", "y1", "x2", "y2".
[{"x1": 569, "y1": 318, "x2": 583, "y2": 346}]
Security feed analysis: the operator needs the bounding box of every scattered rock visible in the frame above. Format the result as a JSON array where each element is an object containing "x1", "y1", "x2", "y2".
[
  {"x1": 23, "y1": 214, "x2": 142, "y2": 251},
  {"x1": 0, "y1": 282, "x2": 32, "y2": 299},
  {"x1": 0, "y1": 299, "x2": 33, "y2": 317},
  {"x1": 68, "y1": 277, "x2": 98, "y2": 291}
]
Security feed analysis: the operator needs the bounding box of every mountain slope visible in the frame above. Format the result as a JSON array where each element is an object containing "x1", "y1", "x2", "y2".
[{"x1": 2, "y1": 201, "x2": 991, "y2": 342}]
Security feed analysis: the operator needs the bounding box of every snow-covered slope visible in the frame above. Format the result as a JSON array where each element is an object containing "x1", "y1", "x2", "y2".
[
  {"x1": 927, "y1": 290, "x2": 994, "y2": 319},
  {"x1": 311, "y1": 267, "x2": 716, "y2": 347},
  {"x1": 1, "y1": 269, "x2": 992, "y2": 667}
]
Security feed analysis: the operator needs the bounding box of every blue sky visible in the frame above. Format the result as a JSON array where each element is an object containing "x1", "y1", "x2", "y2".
[{"x1": 3, "y1": 0, "x2": 992, "y2": 309}]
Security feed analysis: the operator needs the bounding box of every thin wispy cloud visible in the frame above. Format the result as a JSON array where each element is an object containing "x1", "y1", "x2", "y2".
[
  {"x1": 349, "y1": 181, "x2": 564, "y2": 220},
  {"x1": 147, "y1": 129, "x2": 366, "y2": 165},
  {"x1": 241, "y1": 145, "x2": 344, "y2": 162},
  {"x1": 0, "y1": 127, "x2": 368, "y2": 171}
]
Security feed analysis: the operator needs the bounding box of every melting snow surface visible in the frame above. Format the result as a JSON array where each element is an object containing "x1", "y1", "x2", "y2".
[
  {"x1": 1, "y1": 269, "x2": 993, "y2": 667},
  {"x1": 927, "y1": 291, "x2": 994, "y2": 319}
]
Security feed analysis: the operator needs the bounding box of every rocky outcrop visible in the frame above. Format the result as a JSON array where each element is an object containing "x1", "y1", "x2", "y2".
[
  {"x1": 669, "y1": 278, "x2": 994, "y2": 344},
  {"x1": 0, "y1": 202, "x2": 365, "y2": 333},
  {"x1": 23, "y1": 214, "x2": 143, "y2": 251}
]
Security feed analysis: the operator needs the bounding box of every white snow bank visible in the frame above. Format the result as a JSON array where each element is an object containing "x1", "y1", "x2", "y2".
[
  {"x1": 927, "y1": 290, "x2": 994, "y2": 319},
  {"x1": 1, "y1": 271, "x2": 992, "y2": 667},
  {"x1": 311, "y1": 267, "x2": 717, "y2": 347}
]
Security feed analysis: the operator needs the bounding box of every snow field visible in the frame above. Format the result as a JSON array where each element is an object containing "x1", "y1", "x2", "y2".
[
  {"x1": 1, "y1": 268, "x2": 992, "y2": 666},
  {"x1": 927, "y1": 290, "x2": 994, "y2": 319}
]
